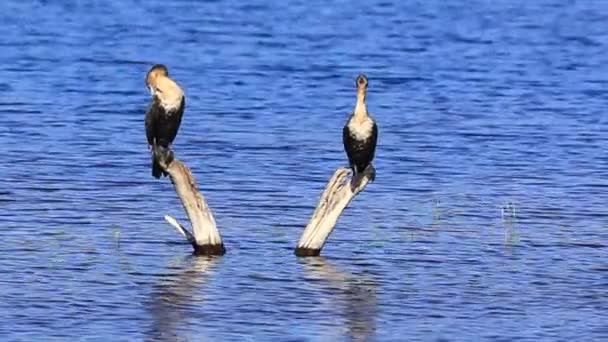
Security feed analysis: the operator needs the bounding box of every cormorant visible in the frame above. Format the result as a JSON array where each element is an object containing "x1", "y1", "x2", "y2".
[
  {"x1": 144, "y1": 64, "x2": 185, "y2": 178},
  {"x1": 342, "y1": 74, "x2": 378, "y2": 181}
]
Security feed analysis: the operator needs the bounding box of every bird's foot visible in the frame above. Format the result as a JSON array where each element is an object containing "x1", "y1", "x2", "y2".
[{"x1": 153, "y1": 145, "x2": 175, "y2": 169}]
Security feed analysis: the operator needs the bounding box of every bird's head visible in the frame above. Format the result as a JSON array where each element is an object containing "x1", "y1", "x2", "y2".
[
  {"x1": 356, "y1": 74, "x2": 368, "y2": 90},
  {"x1": 145, "y1": 64, "x2": 183, "y2": 111},
  {"x1": 146, "y1": 64, "x2": 169, "y2": 95}
]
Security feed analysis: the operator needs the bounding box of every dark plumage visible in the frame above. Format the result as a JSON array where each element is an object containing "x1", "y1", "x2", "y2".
[
  {"x1": 343, "y1": 74, "x2": 378, "y2": 180},
  {"x1": 343, "y1": 123, "x2": 378, "y2": 175},
  {"x1": 144, "y1": 64, "x2": 185, "y2": 178}
]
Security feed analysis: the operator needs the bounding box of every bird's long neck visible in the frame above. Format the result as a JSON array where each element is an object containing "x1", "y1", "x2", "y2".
[{"x1": 353, "y1": 87, "x2": 368, "y2": 119}]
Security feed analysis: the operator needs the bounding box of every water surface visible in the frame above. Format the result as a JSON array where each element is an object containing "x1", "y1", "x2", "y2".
[{"x1": 1, "y1": 0, "x2": 607, "y2": 340}]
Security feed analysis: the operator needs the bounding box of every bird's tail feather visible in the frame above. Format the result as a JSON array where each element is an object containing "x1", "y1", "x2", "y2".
[
  {"x1": 151, "y1": 144, "x2": 174, "y2": 179},
  {"x1": 152, "y1": 157, "x2": 163, "y2": 178}
]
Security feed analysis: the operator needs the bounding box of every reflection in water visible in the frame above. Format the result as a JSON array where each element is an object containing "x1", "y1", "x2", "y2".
[
  {"x1": 501, "y1": 201, "x2": 520, "y2": 246},
  {"x1": 3, "y1": 0, "x2": 607, "y2": 339},
  {"x1": 146, "y1": 256, "x2": 219, "y2": 341},
  {"x1": 301, "y1": 257, "x2": 378, "y2": 342}
]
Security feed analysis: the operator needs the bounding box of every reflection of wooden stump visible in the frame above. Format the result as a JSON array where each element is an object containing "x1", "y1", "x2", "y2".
[
  {"x1": 295, "y1": 165, "x2": 375, "y2": 257},
  {"x1": 156, "y1": 149, "x2": 225, "y2": 255},
  {"x1": 301, "y1": 257, "x2": 377, "y2": 341},
  {"x1": 147, "y1": 256, "x2": 219, "y2": 339}
]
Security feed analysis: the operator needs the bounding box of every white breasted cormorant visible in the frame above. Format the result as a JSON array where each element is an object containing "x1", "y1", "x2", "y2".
[
  {"x1": 343, "y1": 74, "x2": 378, "y2": 180},
  {"x1": 145, "y1": 64, "x2": 185, "y2": 178}
]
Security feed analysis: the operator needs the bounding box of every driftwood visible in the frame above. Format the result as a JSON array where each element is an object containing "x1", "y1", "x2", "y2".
[
  {"x1": 155, "y1": 148, "x2": 225, "y2": 255},
  {"x1": 295, "y1": 165, "x2": 375, "y2": 257}
]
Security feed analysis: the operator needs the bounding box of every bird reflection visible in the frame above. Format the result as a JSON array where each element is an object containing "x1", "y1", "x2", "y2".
[
  {"x1": 301, "y1": 257, "x2": 378, "y2": 342},
  {"x1": 146, "y1": 256, "x2": 219, "y2": 342}
]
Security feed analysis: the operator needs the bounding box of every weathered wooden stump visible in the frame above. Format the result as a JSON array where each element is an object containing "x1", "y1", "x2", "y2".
[
  {"x1": 155, "y1": 148, "x2": 225, "y2": 255},
  {"x1": 295, "y1": 165, "x2": 375, "y2": 257}
]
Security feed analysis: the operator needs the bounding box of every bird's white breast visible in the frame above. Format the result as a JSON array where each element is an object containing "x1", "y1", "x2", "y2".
[
  {"x1": 348, "y1": 116, "x2": 374, "y2": 140},
  {"x1": 154, "y1": 77, "x2": 184, "y2": 113},
  {"x1": 159, "y1": 96, "x2": 182, "y2": 113}
]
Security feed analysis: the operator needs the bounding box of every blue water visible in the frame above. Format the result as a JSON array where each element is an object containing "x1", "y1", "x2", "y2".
[{"x1": 1, "y1": 0, "x2": 607, "y2": 340}]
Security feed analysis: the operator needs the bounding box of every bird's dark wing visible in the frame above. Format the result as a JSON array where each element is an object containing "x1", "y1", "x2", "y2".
[
  {"x1": 145, "y1": 96, "x2": 185, "y2": 147},
  {"x1": 369, "y1": 121, "x2": 378, "y2": 160},
  {"x1": 164, "y1": 96, "x2": 185, "y2": 144},
  {"x1": 145, "y1": 98, "x2": 162, "y2": 146},
  {"x1": 343, "y1": 124, "x2": 355, "y2": 165}
]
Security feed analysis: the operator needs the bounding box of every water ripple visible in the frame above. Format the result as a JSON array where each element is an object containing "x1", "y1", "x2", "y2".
[{"x1": 1, "y1": 0, "x2": 607, "y2": 340}]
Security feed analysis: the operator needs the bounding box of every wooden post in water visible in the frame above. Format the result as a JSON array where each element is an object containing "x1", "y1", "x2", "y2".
[
  {"x1": 295, "y1": 165, "x2": 375, "y2": 257},
  {"x1": 155, "y1": 149, "x2": 225, "y2": 255}
]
